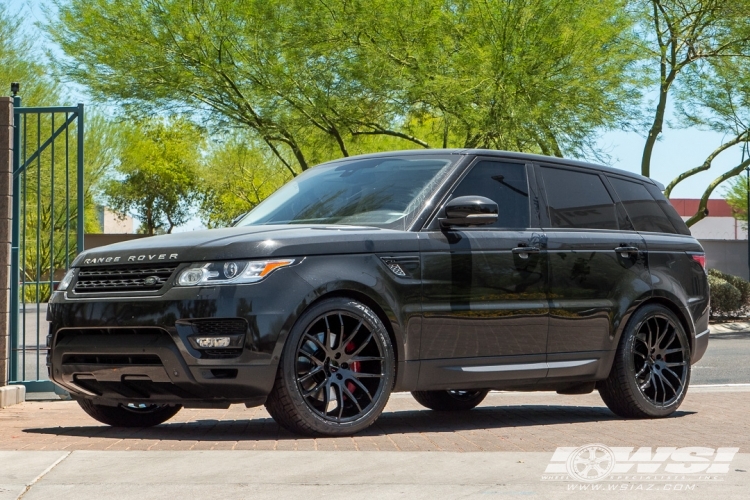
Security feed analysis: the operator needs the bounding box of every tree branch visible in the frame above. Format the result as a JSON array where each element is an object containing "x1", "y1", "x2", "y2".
[{"x1": 685, "y1": 158, "x2": 750, "y2": 227}]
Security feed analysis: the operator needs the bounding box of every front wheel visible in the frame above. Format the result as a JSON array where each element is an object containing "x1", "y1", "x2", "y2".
[
  {"x1": 76, "y1": 398, "x2": 181, "y2": 427},
  {"x1": 598, "y1": 304, "x2": 691, "y2": 418},
  {"x1": 265, "y1": 298, "x2": 395, "y2": 436},
  {"x1": 412, "y1": 389, "x2": 489, "y2": 411}
]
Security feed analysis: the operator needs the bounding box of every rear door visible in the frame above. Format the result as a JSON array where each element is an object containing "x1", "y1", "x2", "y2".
[
  {"x1": 418, "y1": 158, "x2": 549, "y2": 389},
  {"x1": 536, "y1": 164, "x2": 650, "y2": 379}
]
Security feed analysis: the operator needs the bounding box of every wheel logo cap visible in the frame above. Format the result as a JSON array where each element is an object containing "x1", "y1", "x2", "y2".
[{"x1": 566, "y1": 444, "x2": 616, "y2": 482}]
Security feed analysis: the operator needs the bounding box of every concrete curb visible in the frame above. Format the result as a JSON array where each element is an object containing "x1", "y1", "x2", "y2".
[
  {"x1": 709, "y1": 321, "x2": 750, "y2": 334},
  {"x1": 0, "y1": 384, "x2": 25, "y2": 408}
]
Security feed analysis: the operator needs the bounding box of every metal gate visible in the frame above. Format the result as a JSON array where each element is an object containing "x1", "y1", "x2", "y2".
[{"x1": 8, "y1": 95, "x2": 84, "y2": 392}]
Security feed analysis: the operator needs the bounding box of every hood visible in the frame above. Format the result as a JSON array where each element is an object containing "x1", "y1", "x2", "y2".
[{"x1": 73, "y1": 225, "x2": 419, "y2": 267}]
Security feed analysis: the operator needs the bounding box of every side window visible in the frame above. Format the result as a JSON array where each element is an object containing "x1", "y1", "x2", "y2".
[
  {"x1": 644, "y1": 183, "x2": 692, "y2": 236},
  {"x1": 450, "y1": 161, "x2": 530, "y2": 228},
  {"x1": 539, "y1": 167, "x2": 618, "y2": 230},
  {"x1": 608, "y1": 177, "x2": 677, "y2": 234}
]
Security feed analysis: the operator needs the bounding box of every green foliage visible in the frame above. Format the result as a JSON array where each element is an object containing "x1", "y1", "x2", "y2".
[
  {"x1": 198, "y1": 135, "x2": 292, "y2": 228},
  {"x1": 707, "y1": 274, "x2": 742, "y2": 316},
  {"x1": 708, "y1": 268, "x2": 750, "y2": 312},
  {"x1": 0, "y1": 2, "x2": 60, "y2": 105},
  {"x1": 48, "y1": 0, "x2": 644, "y2": 172},
  {"x1": 103, "y1": 117, "x2": 204, "y2": 234}
]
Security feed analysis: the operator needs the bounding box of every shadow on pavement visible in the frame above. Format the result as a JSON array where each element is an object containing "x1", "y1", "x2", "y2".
[{"x1": 21, "y1": 404, "x2": 695, "y2": 441}]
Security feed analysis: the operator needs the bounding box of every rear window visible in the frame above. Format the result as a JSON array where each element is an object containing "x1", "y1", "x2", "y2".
[
  {"x1": 608, "y1": 177, "x2": 677, "y2": 234},
  {"x1": 539, "y1": 167, "x2": 618, "y2": 230},
  {"x1": 643, "y1": 183, "x2": 692, "y2": 235}
]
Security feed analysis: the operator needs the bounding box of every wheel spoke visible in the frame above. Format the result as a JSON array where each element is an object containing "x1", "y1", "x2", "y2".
[
  {"x1": 335, "y1": 384, "x2": 344, "y2": 420},
  {"x1": 347, "y1": 375, "x2": 374, "y2": 401},
  {"x1": 635, "y1": 363, "x2": 650, "y2": 378},
  {"x1": 633, "y1": 350, "x2": 647, "y2": 359},
  {"x1": 645, "y1": 319, "x2": 655, "y2": 349},
  {"x1": 665, "y1": 361, "x2": 686, "y2": 368},
  {"x1": 341, "y1": 320, "x2": 364, "y2": 350},
  {"x1": 342, "y1": 384, "x2": 362, "y2": 413},
  {"x1": 353, "y1": 372, "x2": 383, "y2": 378},
  {"x1": 345, "y1": 332, "x2": 373, "y2": 360},
  {"x1": 663, "y1": 366, "x2": 684, "y2": 388},
  {"x1": 304, "y1": 334, "x2": 328, "y2": 356},
  {"x1": 640, "y1": 372, "x2": 653, "y2": 391},
  {"x1": 303, "y1": 378, "x2": 327, "y2": 398},
  {"x1": 324, "y1": 316, "x2": 335, "y2": 350},
  {"x1": 298, "y1": 365, "x2": 324, "y2": 383},
  {"x1": 350, "y1": 356, "x2": 384, "y2": 363},
  {"x1": 660, "y1": 328, "x2": 676, "y2": 351},
  {"x1": 659, "y1": 371, "x2": 678, "y2": 396},
  {"x1": 299, "y1": 349, "x2": 325, "y2": 366},
  {"x1": 663, "y1": 347, "x2": 684, "y2": 356}
]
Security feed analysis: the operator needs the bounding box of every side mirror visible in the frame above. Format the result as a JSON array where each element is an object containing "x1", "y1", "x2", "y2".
[{"x1": 439, "y1": 195, "x2": 498, "y2": 228}]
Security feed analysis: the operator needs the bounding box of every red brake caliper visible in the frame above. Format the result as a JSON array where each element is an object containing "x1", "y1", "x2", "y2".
[{"x1": 345, "y1": 341, "x2": 360, "y2": 395}]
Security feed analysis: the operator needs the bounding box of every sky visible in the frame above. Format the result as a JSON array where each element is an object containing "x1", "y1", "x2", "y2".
[{"x1": 15, "y1": 0, "x2": 748, "y2": 233}]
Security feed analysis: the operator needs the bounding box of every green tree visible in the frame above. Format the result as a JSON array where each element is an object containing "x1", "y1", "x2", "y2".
[
  {"x1": 48, "y1": 0, "x2": 644, "y2": 172},
  {"x1": 103, "y1": 118, "x2": 203, "y2": 235},
  {"x1": 198, "y1": 134, "x2": 291, "y2": 228},
  {"x1": 663, "y1": 56, "x2": 750, "y2": 226},
  {"x1": 636, "y1": 0, "x2": 750, "y2": 178}
]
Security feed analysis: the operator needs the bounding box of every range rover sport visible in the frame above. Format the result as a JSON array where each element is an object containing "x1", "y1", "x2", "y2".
[{"x1": 47, "y1": 149, "x2": 710, "y2": 436}]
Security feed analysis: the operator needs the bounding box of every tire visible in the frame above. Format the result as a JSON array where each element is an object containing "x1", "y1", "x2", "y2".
[
  {"x1": 598, "y1": 304, "x2": 691, "y2": 418},
  {"x1": 265, "y1": 298, "x2": 396, "y2": 436},
  {"x1": 412, "y1": 389, "x2": 489, "y2": 411},
  {"x1": 76, "y1": 398, "x2": 181, "y2": 427}
]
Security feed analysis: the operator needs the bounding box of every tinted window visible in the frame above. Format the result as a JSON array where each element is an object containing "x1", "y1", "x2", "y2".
[
  {"x1": 608, "y1": 177, "x2": 676, "y2": 233},
  {"x1": 644, "y1": 183, "x2": 692, "y2": 235},
  {"x1": 450, "y1": 161, "x2": 530, "y2": 228},
  {"x1": 540, "y1": 167, "x2": 618, "y2": 230},
  {"x1": 238, "y1": 155, "x2": 456, "y2": 229}
]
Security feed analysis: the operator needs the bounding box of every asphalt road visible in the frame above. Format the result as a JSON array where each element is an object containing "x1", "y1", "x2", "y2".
[{"x1": 692, "y1": 332, "x2": 750, "y2": 385}]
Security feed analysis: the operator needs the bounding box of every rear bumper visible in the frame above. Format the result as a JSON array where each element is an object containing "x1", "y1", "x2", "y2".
[
  {"x1": 691, "y1": 328, "x2": 709, "y2": 365},
  {"x1": 46, "y1": 271, "x2": 313, "y2": 407}
]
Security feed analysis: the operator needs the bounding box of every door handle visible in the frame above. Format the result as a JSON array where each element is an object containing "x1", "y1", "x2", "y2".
[
  {"x1": 512, "y1": 246, "x2": 540, "y2": 258},
  {"x1": 614, "y1": 246, "x2": 639, "y2": 257}
]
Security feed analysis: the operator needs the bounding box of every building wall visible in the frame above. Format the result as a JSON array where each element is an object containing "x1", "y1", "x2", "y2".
[
  {"x1": 102, "y1": 209, "x2": 134, "y2": 234},
  {"x1": 700, "y1": 239, "x2": 750, "y2": 280}
]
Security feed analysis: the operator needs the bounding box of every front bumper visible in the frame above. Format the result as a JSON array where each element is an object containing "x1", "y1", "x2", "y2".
[{"x1": 47, "y1": 271, "x2": 313, "y2": 407}]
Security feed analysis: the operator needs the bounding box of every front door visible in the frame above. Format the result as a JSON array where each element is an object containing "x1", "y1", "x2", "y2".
[{"x1": 417, "y1": 159, "x2": 549, "y2": 389}]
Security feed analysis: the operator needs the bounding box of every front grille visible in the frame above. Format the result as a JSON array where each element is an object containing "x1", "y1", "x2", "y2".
[{"x1": 74, "y1": 264, "x2": 179, "y2": 293}]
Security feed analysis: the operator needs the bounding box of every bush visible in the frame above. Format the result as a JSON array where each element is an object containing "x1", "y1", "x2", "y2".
[
  {"x1": 709, "y1": 268, "x2": 750, "y2": 308},
  {"x1": 708, "y1": 274, "x2": 742, "y2": 316}
]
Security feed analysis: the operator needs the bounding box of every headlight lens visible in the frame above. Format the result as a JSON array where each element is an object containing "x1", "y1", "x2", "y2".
[
  {"x1": 177, "y1": 259, "x2": 296, "y2": 286},
  {"x1": 57, "y1": 268, "x2": 76, "y2": 291}
]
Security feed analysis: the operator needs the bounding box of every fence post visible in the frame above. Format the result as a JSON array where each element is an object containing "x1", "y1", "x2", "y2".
[{"x1": 0, "y1": 97, "x2": 13, "y2": 388}]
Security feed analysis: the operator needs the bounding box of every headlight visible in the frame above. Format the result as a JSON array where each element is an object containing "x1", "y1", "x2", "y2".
[
  {"x1": 57, "y1": 268, "x2": 76, "y2": 291},
  {"x1": 177, "y1": 259, "x2": 296, "y2": 286}
]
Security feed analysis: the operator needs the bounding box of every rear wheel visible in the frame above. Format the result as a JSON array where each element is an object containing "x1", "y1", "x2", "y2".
[
  {"x1": 265, "y1": 298, "x2": 395, "y2": 436},
  {"x1": 598, "y1": 304, "x2": 691, "y2": 418},
  {"x1": 412, "y1": 389, "x2": 489, "y2": 411},
  {"x1": 76, "y1": 399, "x2": 181, "y2": 427}
]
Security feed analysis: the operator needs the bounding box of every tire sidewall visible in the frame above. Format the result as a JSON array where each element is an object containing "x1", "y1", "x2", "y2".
[
  {"x1": 619, "y1": 305, "x2": 692, "y2": 417},
  {"x1": 279, "y1": 298, "x2": 395, "y2": 434}
]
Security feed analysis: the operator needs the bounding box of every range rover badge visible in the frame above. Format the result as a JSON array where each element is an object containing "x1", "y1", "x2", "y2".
[{"x1": 144, "y1": 276, "x2": 159, "y2": 286}]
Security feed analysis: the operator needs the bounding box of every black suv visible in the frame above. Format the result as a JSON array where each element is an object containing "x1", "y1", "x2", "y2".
[{"x1": 48, "y1": 150, "x2": 709, "y2": 436}]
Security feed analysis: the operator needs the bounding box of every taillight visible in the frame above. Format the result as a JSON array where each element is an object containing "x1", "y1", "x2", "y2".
[{"x1": 690, "y1": 253, "x2": 706, "y2": 270}]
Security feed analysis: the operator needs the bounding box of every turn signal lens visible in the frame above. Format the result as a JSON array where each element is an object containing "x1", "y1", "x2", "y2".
[{"x1": 178, "y1": 268, "x2": 205, "y2": 286}]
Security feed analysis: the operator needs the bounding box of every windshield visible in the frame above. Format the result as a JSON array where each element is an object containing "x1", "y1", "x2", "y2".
[{"x1": 237, "y1": 155, "x2": 457, "y2": 230}]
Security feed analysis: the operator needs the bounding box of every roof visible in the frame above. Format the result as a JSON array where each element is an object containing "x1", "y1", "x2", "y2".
[{"x1": 322, "y1": 148, "x2": 658, "y2": 186}]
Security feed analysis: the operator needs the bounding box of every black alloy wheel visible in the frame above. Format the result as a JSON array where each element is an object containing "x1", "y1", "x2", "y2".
[
  {"x1": 412, "y1": 389, "x2": 489, "y2": 411},
  {"x1": 598, "y1": 304, "x2": 690, "y2": 418},
  {"x1": 76, "y1": 398, "x2": 182, "y2": 427},
  {"x1": 265, "y1": 298, "x2": 395, "y2": 436}
]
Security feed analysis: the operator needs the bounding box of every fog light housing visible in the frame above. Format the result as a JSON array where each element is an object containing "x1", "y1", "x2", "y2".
[
  {"x1": 194, "y1": 336, "x2": 231, "y2": 348},
  {"x1": 187, "y1": 332, "x2": 245, "y2": 351}
]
